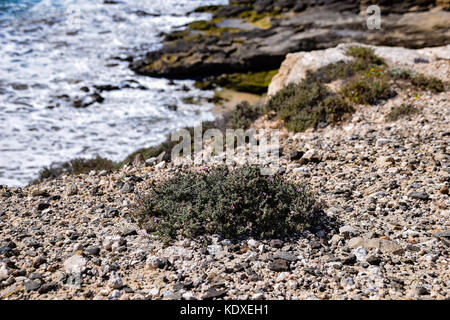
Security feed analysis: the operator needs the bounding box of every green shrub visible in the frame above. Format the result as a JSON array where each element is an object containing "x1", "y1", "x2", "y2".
[
  {"x1": 265, "y1": 80, "x2": 353, "y2": 132},
  {"x1": 34, "y1": 156, "x2": 117, "y2": 184},
  {"x1": 345, "y1": 46, "x2": 386, "y2": 65},
  {"x1": 340, "y1": 75, "x2": 395, "y2": 105},
  {"x1": 389, "y1": 68, "x2": 445, "y2": 93},
  {"x1": 386, "y1": 104, "x2": 420, "y2": 121},
  {"x1": 229, "y1": 101, "x2": 264, "y2": 129},
  {"x1": 134, "y1": 166, "x2": 322, "y2": 242}
]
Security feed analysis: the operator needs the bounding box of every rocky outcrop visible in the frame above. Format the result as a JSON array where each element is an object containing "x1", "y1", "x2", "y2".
[
  {"x1": 130, "y1": 0, "x2": 450, "y2": 80},
  {"x1": 268, "y1": 42, "x2": 450, "y2": 95}
]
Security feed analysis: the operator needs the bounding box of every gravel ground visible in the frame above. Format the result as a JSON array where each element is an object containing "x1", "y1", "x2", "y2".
[{"x1": 0, "y1": 57, "x2": 449, "y2": 301}]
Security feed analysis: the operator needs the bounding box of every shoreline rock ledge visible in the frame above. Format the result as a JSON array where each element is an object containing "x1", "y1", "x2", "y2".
[{"x1": 130, "y1": 0, "x2": 450, "y2": 80}]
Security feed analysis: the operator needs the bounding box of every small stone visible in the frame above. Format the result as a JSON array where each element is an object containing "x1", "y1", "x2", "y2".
[
  {"x1": 121, "y1": 229, "x2": 137, "y2": 237},
  {"x1": 366, "y1": 255, "x2": 382, "y2": 265},
  {"x1": 289, "y1": 150, "x2": 304, "y2": 161},
  {"x1": 108, "y1": 272, "x2": 123, "y2": 289},
  {"x1": 330, "y1": 234, "x2": 343, "y2": 245},
  {"x1": 0, "y1": 264, "x2": 9, "y2": 280},
  {"x1": 38, "y1": 282, "x2": 58, "y2": 294},
  {"x1": 300, "y1": 149, "x2": 321, "y2": 164},
  {"x1": 25, "y1": 280, "x2": 41, "y2": 292},
  {"x1": 348, "y1": 237, "x2": 365, "y2": 249},
  {"x1": 416, "y1": 286, "x2": 429, "y2": 295},
  {"x1": 376, "y1": 139, "x2": 391, "y2": 147},
  {"x1": 120, "y1": 182, "x2": 134, "y2": 194},
  {"x1": 163, "y1": 290, "x2": 182, "y2": 300},
  {"x1": 203, "y1": 287, "x2": 227, "y2": 300},
  {"x1": 342, "y1": 254, "x2": 357, "y2": 265},
  {"x1": 133, "y1": 153, "x2": 146, "y2": 167},
  {"x1": 67, "y1": 184, "x2": 78, "y2": 196},
  {"x1": 37, "y1": 202, "x2": 51, "y2": 211},
  {"x1": 207, "y1": 245, "x2": 222, "y2": 255},
  {"x1": 33, "y1": 256, "x2": 46, "y2": 268},
  {"x1": 273, "y1": 252, "x2": 297, "y2": 262},
  {"x1": 182, "y1": 292, "x2": 197, "y2": 300},
  {"x1": 376, "y1": 156, "x2": 395, "y2": 168},
  {"x1": 408, "y1": 191, "x2": 429, "y2": 200},
  {"x1": 85, "y1": 245, "x2": 101, "y2": 256},
  {"x1": 268, "y1": 259, "x2": 289, "y2": 272},
  {"x1": 64, "y1": 255, "x2": 87, "y2": 274},
  {"x1": 439, "y1": 185, "x2": 448, "y2": 195},
  {"x1": 269, "y1": 239, "x2": 284, "y2": 248},
  {"x1": 433, "y1": 230, "x2": 450, "y2": 238},
  {"x1": 339, "y1": 225, "x2": 359, "y2": 238},
  {"x1": 252, "y1": 293, "x2": 264, "y2": 300},
  {"x1": 353, "y1": 247, "x2": 367, "y2": 262},
  {"x1": 247, "y1": 239, "x2": 258, "y2": 248},
  {"x1": 155, "y1": 161, "x2": 166, "y2": 170}
]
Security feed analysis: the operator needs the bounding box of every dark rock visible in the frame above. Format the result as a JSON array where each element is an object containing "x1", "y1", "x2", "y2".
[
  {"x1": 73, "y1": 92, "x2": 104, "y2": 108},
  {"x1": 203, "y1": 287, "x2": 227, "y2": 300},
  {"x1": 37, "y1": 202, "x2": 51, "y2": 211},
  {"x1": 121, "y1": 229, "x2": 138, "y2": 237},
  {"x1": 25, "y1": 280, "x2": 41, "y2": 292},
  {"x1": 33, "y1": 256, "x2": 46, "y2": 268},
  {"x1": 155, "y1": 258, "x2": 170, "y2": 269},
  {"x1": 105, "y1": 207, "x2": 119, "y2": 217},
  {"x1": 408, "y1": 191, "x2": 429, "y2": 200},
  {"x1": 366, "y1": 255, "x2": 382, "y2": 266},
  {"x1": 28, "y1": 272, "x2": 43, "y2": 280},
  {"x1": 342, "y1": 254, "x2": 357, "y2": 265},
  {"x1": 268, "y1": 259, "x2": 289, "y2": 272},
  {"x1": 85, "y1": 246, "x2": 101, "y2": 256},
  {"x1": 272, "y1": 252, "x2": 297, "y2": 262},
  {"x1": 269, "y1": 239, "x2": 284, "y2": 248},
  {"x1": 289, "y1": 150, "x2": 304, "y2": 161},
  {"x1": 0, "y1": 246, "x2": 11, "y2": 255},
  {"x1": 416, "y1": 286, "x2": 429, "y2": 295},
  {"x1": 38, "y1": 282, "x2": 58, "y2": 294},
  {"x1": 310, "y1": 241, "x2": 322, "y2": 249}
]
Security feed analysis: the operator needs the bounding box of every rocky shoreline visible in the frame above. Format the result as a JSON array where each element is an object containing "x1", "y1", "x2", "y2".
[
  {"x1": 1, "y1": 41, "x2": 449, "y2": 300},
  {"x1": 130, "y1": 0, "x2": 449, "y2": 81}
]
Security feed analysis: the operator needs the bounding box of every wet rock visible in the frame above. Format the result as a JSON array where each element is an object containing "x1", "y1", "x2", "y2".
[{"x1": 73, "y1": 92, "x2": 104, "y2": 108}]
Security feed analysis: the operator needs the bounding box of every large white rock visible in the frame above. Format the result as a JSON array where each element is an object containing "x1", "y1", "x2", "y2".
[
  {"x1": 268, "y1": 42, "x2": 450, "y2": 96},
  {"x1": 64, "y1": 255, "x2": 87, "y2": 274}
]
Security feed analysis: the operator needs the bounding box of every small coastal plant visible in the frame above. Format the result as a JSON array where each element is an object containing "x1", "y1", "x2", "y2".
[
  {"x1": 264, "y1": 45, "x2": 444, "y2": 132},
  {"x1": 386, "y1": 104, "x2": 420, "y2": 121},
  {"x1": 133, "y1": 166, "x2": 322, "y2": 243},
  {"x1": 34, "y1": 156, "x2": 117, "y2": 184}
]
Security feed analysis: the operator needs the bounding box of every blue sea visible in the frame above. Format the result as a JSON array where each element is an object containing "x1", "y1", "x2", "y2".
[{"x1": 0, "y1": 0, "x2": 227, "y2": 186}]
